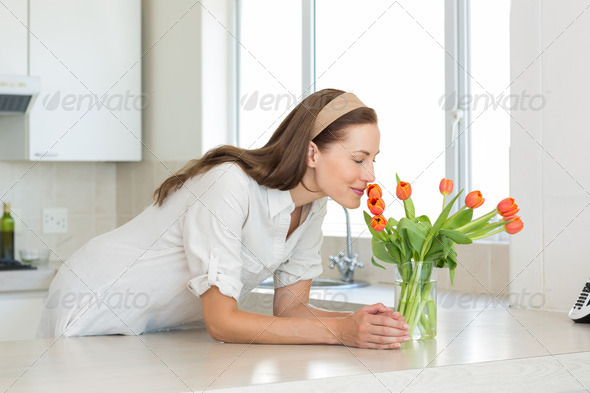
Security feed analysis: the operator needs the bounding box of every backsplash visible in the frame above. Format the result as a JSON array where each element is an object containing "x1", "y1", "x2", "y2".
[
  {"x1": 0, "y1": 159, "x2": 186, "y2": 263},
  {"x1": 0, "y1": 161, "x2": 117, "y2": 262},
  {"x1": 319, "y1": 236, "x2": 509, "y2": 294},
  {"x1": 115, "y1": 159, "x2": 186, "y2": 226}
]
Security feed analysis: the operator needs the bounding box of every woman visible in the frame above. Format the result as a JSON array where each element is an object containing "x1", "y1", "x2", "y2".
[{"x1": 38, "y1": 89, "x2": 410, "y2": 349}]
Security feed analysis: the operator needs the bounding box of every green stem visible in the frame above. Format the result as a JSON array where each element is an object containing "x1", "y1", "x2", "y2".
[
  {"x1": 445, "y1": 205, "x2": 467, "y2": 223},
  {"x1": 397, "y1": 281, "x2": 408, "y2": 314},
  {"x1": 470, "y1": 227, "x2": 504, "y2": 241},
  {"x1": 455, "y1": 208, "x2": 498, "y2": 233},
  {"x1": 420, "y1": 312, "x2": 430, "y2": 334},
  {"x1": 404, "y1": 264, "x2": 421, "y2": 327},
  {"x1": 426, "y1": 299, "x2": 437, "y2": 336},
  {"x1": 408, "y1": 282, "x2": 433, "y2": 336}
]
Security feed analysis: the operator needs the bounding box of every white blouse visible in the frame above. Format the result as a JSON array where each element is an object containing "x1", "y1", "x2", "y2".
[{"x1": 38, "y1": 162, "x2": 328, "y2": 337}]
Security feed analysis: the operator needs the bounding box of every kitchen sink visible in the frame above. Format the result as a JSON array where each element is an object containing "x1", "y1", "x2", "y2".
[{"x1": 257, "y1": 277, "x2": 369, "y2": 289}]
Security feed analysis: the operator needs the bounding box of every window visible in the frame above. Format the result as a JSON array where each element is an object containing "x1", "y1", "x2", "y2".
[
  {"x1": 468, "y1": 1, "x2": 511, "y2": 241},
  {"x1": 315, "y1": 0, "x2": 445, "y2": 236},
  {"x1": 236, "y1": 0, "x2": 510, "y2": 241}
]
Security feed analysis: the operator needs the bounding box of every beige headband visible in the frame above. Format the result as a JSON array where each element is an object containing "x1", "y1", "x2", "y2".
[{"x1": 310, "y1": 92, "x2": 367, "y2": 139}]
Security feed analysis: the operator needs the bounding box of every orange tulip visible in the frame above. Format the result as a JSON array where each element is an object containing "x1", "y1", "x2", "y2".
[
  {"x1": 504, "y1": 216, "x2": 524, "y2": 234},
  {"x1": 465, "y1": 190, "x2": 484, "y2": 209},
  {"x1": 502, "y1": 213, "x2": 519, "y2": 222},
  {"x1": 439, "y1": 178, "x2": 453, "y2": 196},
  {"x1": 370, "y1": 215, "x2": 387, "y2": 232},
  {"x1": 396, "y1": 181, "x2": 412, "y2": 200},
  {"x1": 367, "y1": 197, "x2": 385, "y2": 216},
  {"x1": 497, "y1": 197, "x2": 519, "y2": 217},
  {"x1": 366, "y1": 184, "x2": 382, "y2": 198}
]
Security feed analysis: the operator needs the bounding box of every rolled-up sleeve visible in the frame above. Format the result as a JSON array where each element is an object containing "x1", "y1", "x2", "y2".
[
  {"x1": 273, "y1": 198, "x2": 328, "y2": 288},
  {"x1": 183, "y1": 166, "x2": 249, "y2": 301}
]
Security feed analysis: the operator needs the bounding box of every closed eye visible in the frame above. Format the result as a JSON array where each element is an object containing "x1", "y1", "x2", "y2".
[{"x1": 354, "y1": 159, "x2": 377, "y2": 164}]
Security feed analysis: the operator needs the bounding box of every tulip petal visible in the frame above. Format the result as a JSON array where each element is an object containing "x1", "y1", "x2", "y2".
[
  {"x1": 465, "y1": 190, "x2": 485, "y2": 209},
  {"x1": 366, "y1": 184, "x2": 383, "y2": 198},
  {"x1": 396, "y1": 181, "x2": 412, "y2": 200},
  {"x1": 439, "y1": 178, "x2": 453, "y2": 196}
]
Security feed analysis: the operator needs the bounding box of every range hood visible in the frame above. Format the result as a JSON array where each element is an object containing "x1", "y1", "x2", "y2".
[{"x1": 0, "y1": 75, "x2": 40, "y2": 114}]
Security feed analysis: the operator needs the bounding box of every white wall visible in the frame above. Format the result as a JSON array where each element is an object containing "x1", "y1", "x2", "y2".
[
  {"x1": 510, "y1": 0, "x2": 590, "y2": 311},
  {"x1": 116, "y1": 1, "x2": 235, "y2": 226},
  {"x1": 141, "y1": 0, "x2": 202, "y2": 161},
  {"x1": 141, "y1": 0, "x2": 234, "y2": 163}
]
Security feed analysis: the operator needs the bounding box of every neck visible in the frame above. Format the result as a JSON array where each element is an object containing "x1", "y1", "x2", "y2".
[{"x1": 289, "y1": 170, "x2": 327, "y2": 207}]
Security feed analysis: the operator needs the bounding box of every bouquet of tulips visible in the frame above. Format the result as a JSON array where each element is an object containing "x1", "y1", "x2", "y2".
[{"x1": 363, "y1": 176, "x2": 524, "y2": 339}]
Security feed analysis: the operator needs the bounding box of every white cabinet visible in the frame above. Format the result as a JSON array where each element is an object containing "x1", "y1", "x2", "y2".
[
  {"x1": 0, "y1": 291, "x2": 46, "y2": 341},
  {"x1": 1, "y1": 0, "x2": 142, "y2": 161},
  {"x1": 0, "y1": 0, "x2": 28, "y2": 75}
]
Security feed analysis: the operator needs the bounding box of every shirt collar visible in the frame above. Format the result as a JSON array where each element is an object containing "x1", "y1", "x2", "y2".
[
  {"x1": 267, "y1": 187, "x2": 295, "y2": 218},
  {"x1": 267, "y1": 188, "x2": 326, "y2": 218}
]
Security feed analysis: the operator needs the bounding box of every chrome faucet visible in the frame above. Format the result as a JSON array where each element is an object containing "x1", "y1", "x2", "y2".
[{"x1": 329, "y1": 206, "x2": 364, "y2": 282}]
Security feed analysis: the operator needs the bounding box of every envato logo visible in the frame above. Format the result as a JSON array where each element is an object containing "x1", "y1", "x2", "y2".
[
  {"x1": 439, "y1": 90, "x2": 546, "y2": 112},
  {"x1": 240, "y1": 91, "x2": 298, "y2": 112},
  {"x1": 44, "y1": 289, "x2": 150, "y2": 310},
  {"x1": 438, "y1": 289, "x2": 546, "y2": 310},
  {"x1": 42, "y1": 90, "x2": 150, "y2": 111}
]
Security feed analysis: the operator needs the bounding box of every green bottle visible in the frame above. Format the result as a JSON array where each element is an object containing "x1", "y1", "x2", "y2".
[{"x1": 0, "y1": 202, "x2": 15, "y2": 261}]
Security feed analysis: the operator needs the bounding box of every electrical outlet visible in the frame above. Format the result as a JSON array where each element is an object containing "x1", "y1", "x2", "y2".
[{"x1": 43, "y1": 208, "x2": 68, "y2": 234}]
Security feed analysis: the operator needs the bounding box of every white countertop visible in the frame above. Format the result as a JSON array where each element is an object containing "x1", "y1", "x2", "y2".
[
  {"x1": 1, "y1": 289, "x2": 589, "y2": 392},
  {"x1": 0, "y1": 264, "x2": 58, "y2": 292}
]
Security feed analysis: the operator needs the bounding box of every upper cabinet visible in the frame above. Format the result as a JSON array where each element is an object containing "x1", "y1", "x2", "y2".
[{"x1": 1, "y1": 0, "x2": 142, "y2": 161}]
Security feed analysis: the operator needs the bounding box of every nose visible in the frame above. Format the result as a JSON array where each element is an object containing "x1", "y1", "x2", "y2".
[{"x1": 361, "y1": 161, "x2": 376, "y2": 183}]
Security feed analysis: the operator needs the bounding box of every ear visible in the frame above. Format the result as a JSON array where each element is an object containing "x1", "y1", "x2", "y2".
[{"x1": 307, "y1": 141, "x2": 319, "y2": 168}]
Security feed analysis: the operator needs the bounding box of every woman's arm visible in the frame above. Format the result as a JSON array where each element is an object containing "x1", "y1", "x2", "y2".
[
  {"x1": 201, "y1": 285, "x2": 410, "y2": 349},
  {"x1": 273, "y1": 279, "x2": 352, "y2": 318}
]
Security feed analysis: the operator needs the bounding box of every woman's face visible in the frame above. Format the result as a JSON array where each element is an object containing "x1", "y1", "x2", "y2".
[{"x1": 311, "y1": 123, "x2": 381, "y2": 209}]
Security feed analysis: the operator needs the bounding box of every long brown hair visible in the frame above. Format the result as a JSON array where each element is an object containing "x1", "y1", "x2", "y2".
[{"x1": 154, "y1": 88, "x2": 378, "y2": 205}]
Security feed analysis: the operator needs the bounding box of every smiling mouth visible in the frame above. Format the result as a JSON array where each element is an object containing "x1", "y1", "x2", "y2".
[{"x1": 351, "y1": 187, "x2": 365, "y2": 196}]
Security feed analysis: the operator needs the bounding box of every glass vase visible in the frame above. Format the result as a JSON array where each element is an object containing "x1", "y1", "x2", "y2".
[{"x1": 395, "y1": 261, "x2": 437, "y2": 340}]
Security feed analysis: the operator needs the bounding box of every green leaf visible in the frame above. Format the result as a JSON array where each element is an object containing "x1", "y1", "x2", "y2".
[
  {"x1": 392, "y1": 237, "x2": 409, "y2": 263},
  {"x1": 457, "y1": 209, "x2": 499, "y2": 234},
  {"x1": 403, "y1": 197, "x2": 415, "y2": 219},
  {"x1": 371, "y1": 256, "x2": 386, "y2": 269},
  {"x1": 416, "y1": 215, "x2": 432, "y2": 226},
  {"x1": 415, "y1": 216, "x2": 432, "y2": 240},
  {"x1": 467, "y1": 220, "x2": 506, "y2": 238},
  {"x1": 385, "y1": 217, "x2": 398, "y2": 231},
  {"x1": 419, "y1": 190, "x2": 464, "y2": 259},
  {"x1": 425, "y1": 252, "x2": 444, "y2": 262},
  {"x1": 425, "y1": 237, "x2": 443, "y2": 256},
  {"x1": 363, "y1": 211, "x2": 376, "y2": 234},
  {"x1": 371, "y1": 238, "x2": 397, "y2": 264},
  {"x1": 442, "y1": 208, "x2": 473, "y2": 229},
  {"x1": 449, "y1": 267, "x2": 455, "y2": 285},
  {"x1": 439, "y1": 229, "x2": 473, "y2": 244},
  {"x1": 432, "y1": 190, "x2": 464, "y2": 233},
  {"x1": 448, "y1": 250, "x2": 457, "y2": 269},
  {"x1": 388, "y1": 230, "x2": 398, "y2": 244},
  {"x1": 440, "y1": 235, "x2": 452, "y2": 258},
  {"x1": 385, "y1": 242, "x2": 402, "y2": 263},
  {"x1": 398, "y1": 218, "x2": 426, "y2": 256}
]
